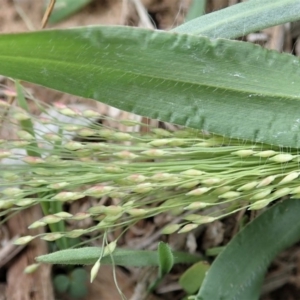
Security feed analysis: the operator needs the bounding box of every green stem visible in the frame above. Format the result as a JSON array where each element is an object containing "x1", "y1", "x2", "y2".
[{"x1": 15, "y1": 81, "x2": 68, "y2": 250}]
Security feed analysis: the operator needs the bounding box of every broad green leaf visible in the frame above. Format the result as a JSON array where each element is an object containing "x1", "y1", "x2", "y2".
[
  {"x1": 197, "y1": 198, "x2": 300, "y2": 300},
  {"x1": 1, "y1": 27, "x2": 300, "y2": 147},
  {"x1": 179, "y1": 261, "x2": 210, "y2": 295},
  {"x1": 149, "y1": 242, "x2": 175, "y2": 292},
  {"x1": 157, "y1": 242, "x2": 174, "y2": 278},
  {"x1": 36, "y1": 247, "x2": 200, "y2": 266},
  {"x1": 48, "y1": 0, "x2": 93, "y2": 24},
  {"x1": 174, "y1": 0, "x2": 300, "y2": 39}
]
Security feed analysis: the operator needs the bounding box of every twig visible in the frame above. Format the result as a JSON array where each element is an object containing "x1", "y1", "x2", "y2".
[
  {"x1": 131, "y1": 0, "x2": 154, "y2": 29},
  {"x1": 13, "y1": 0, "x2": 35, "y2": 31},
  {"x1": 41, "y1": 0, "x2": 56, "y2": 29}
]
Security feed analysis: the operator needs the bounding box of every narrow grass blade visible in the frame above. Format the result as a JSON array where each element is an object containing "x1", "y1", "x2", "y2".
[
  {"x1": 49, "y1": 0, "x2": 93, "y2": 23},
  {"x1": 36, "y1": 247, "x2": 200, "y2": 266},
  {"x1": 197, "y1": 198, "x2": 300, "y2": 300},
  {"x1": 185, "y1": 0, "x2": 206, "y2": 22},
  {"x1": 157, "y1": 242, "x2": 174, "y2": 278},
  {"x1": 174, "y1": 0, "x2": 300, "y2": 39},
  {"x1": 15, "y1": 81, "x2": 39, "y2": 157}
]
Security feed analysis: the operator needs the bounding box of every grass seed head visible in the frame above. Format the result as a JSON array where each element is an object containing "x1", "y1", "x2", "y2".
[
  {"x1": 186, "y1": 187, "x2": 211, "y2": 196},
  {"x1": 148, "y1": 139, "x2": 169, "y2": 147},
  {"x1": 161, "y1": 224, "x2": 181, "y2": 234},
  {"x1": 201, "y1": 178, "x2": 222, "y2": 186},
  {"x1": 90, "y1": 260, "x2": 101, "y2": 283},
  {"x1": 114, "y1": 151, "x2": 138, "y2": 159},
  {"x1": 24, "y1": 263, "x2": 40, "y2": 274},
  {"x1": 97, "y1": 129, "x2": 114, "y2": 138},
  {"x1": 0, "y1": 150, "x2": 12, "y2": 158},
  {"x1": 269, "y1": 153, "x2": 294, "y2": 163},
  {"x1": 77, "y1": 128, "x2": 96, "y2": 137},
  {"x1": 291, "y1": 186, "x2": 300, "y2": 194},
  {"x1": 192, "y1": 216, "x2": 216, "y2": 224},
  {"x1": 231, "y1": 149, "x2": 256, "y2": 157},
  {"x1": 43, "y1": 133, "x2": 62, "y2": 142},
  {"x1": 254, "y1": 150, "x2": 277, "y2": 158},
  {"x1": 72, "y1": 212, "x2": 91, "y2": 220},
  {"x1": 64, "y1": 141, "x2": 85, "y2": 151},
  {"x1": 133, "y1": 182, "x2": 153, "y2": 193},
  {"x1": 127, "y1": 208, "x2": 148, "y2": 217},
  {"x1": 0, "y1": 199, "x2": 15, "y2": 209},
  {"x1": 103, "y1": 205, "x2": 123, "y2": 216},
  {"x1": 0, "y1": 99, "x2": 12, "y2": 107},
  {"x1": 41, "y1": 215, "x2": 62, "y2": 224},
  {"x1": 179, "y1": 180, "x2": 200, "y2": 189},
  {"x1": 47, "y1": 182, "x2": 70, "y2": 189},
  {"x1": 151, "y1": 128, "x2": 173, "y2": 137},
  {"x1": 126, "y1": 174, "x2": 147, "y2": 183},
  {"x1": 167, "y1": 138, "x2": 187, "y2": 146},
  {"x1": 58, "y1": 107, "x2": 79, "y2": 117},
  {"x1": 103, "y1": 241, "x2": 117, "y2": 257},
  {"x1": 23, "y1": 156, "x2": 45, "y2": 164},
  {"x1": 65, "y1": 229, "x2": 86, "y2": 238},
  {"x1": 237, "y1": 181, "x2": 258, "y2": 191},
  {"x1": 17, "y1": 130, "x2": 35, "y2": 140},
  {"x1": 42, "y1": 233, "x2": 65, "y2": 241},
  {"x1": 2, "y1": 171, "x2": 19, "y2": 181},
  {"x1": 178, "y1": 224, "x2": 198, "y2": 233},
  {"x1": 112, "y1": 132, "x2": 133, "y2": 141},
  {"x1": 256, "y1": 176, "x2": 276, "y2": 188},
  {"x1": 251, "y1": 188, "x2": 273, "y2": 200},
  {"x1": 51, "y1": 191, "x2": 84, "y2": 202},
  {"x1": 248, "y1": 199, "x2": 270, "y2": 210},
  {"x1": 151, "y1": 173, "x2": 176, "y2": 181},
  {"x1": 272, "y1": 187, "x2": 291, "y2": 198},
  {"x1": 141, "y1": 149, "x2": 166, "y2": 157},
  {"x1": 82, "y1": 109, "x2": 101, "y2": 118},
  {"x1": 184, "y1": 202, "x2": 209, "y2": 210},
  {"x1": 212, "y1": 186, "x2": 232, "y2": 195},
  {"x1": 1, "y1": 187, "x2": 23, "y2": 196},
  {"x1": 14, "y1": 235, "x2": 35, "y2": 245},
  {"x1": 84, "y1": 185, "x2": 114, "y2": 197},
  {"x1": 63, "y1": 124, "x2": 82, "y2": 131},
  {"x1": 180, "y1": 169, "x2": 205, "y2": 177},
  {"x1": 28, "y1": 220, "x2": 47, "y2": 229},
  {"x1": 218, "y1": 191, "x2": 240, "y2": 199},
  {"x1": 13, "y1": 112, "x2": 31, "y2": 121},
  {"x1": 15, "y1": 198, "x2": 37, "y2": 207},
  {"x1": 54, "y1": 212, "x2": 73, "y2": 219},
  {"x1": 278, "y1": 172, "x2": 299, "y2": 185}
]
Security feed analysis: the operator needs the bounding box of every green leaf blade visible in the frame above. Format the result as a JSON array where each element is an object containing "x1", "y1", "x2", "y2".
[
  {"x1": 157, "y1": 242, "x2": 174, "y2": 278},
  {"x1": 1, "y1": 27, "x2": 300, "y2": 147},
  {"x1": 174, "y1": 0, "x2": 300, "y2": 39},
  {"x1": 197, "y1": 198, "x2": 300, "y2": 300},
  {"x1": 36, "y1": 247, "x2": 200, "y2": 266},
  {"x1": 179, "y1": 261, "x2": 210, "y2": 295},
  {"x1": 49, "y1": 0, "x2": 93, "y2": 23},
  {"x1": 185, "y1": 0, "x2": 206, "y2": 22}
]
